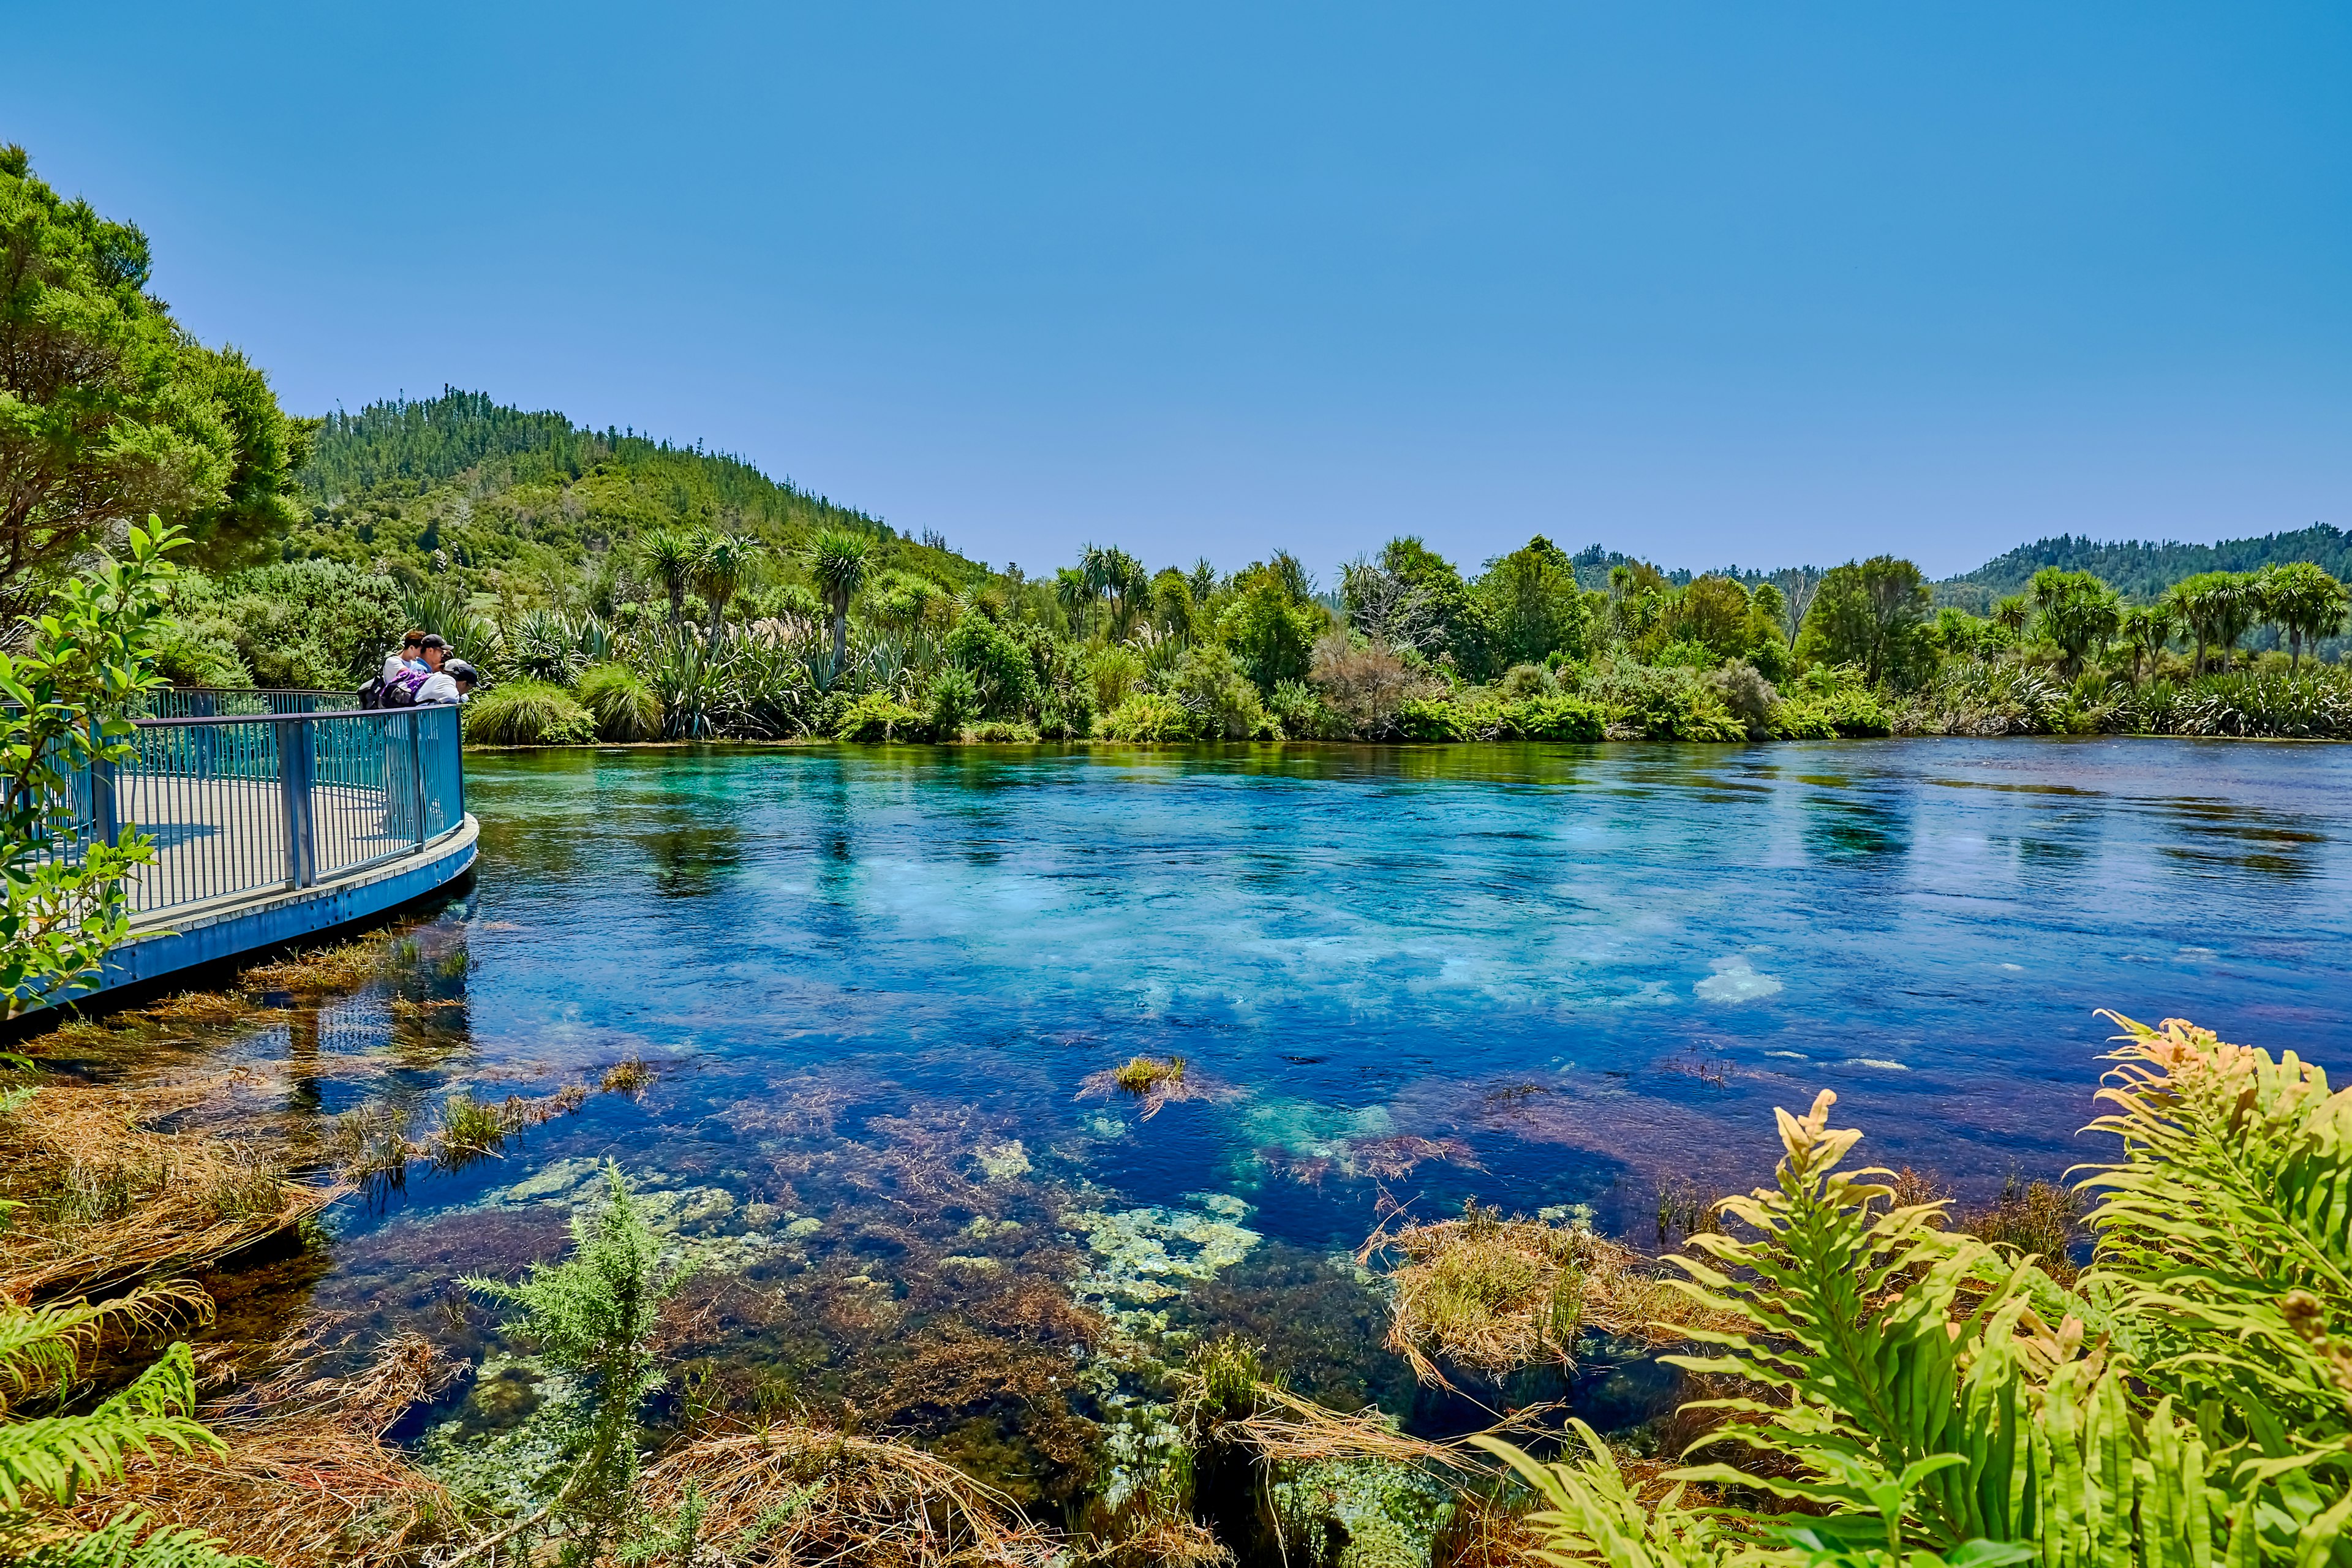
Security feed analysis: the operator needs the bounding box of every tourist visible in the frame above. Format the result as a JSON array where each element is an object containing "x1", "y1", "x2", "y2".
[
  {"x1": 418, "y1": 657, "x2": 476, "y2": 704},
  {"x1": 380, "y1": 631, "x2": 426, "y2": 684}
]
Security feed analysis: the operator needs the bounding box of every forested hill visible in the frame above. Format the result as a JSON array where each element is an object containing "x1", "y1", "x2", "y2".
[
  {"x1": 1937, "y1": 524, "x2": 2352, "y2": 611},
  {"x1": 285, "y1": 388, "x2": 997, "y2": 601}
]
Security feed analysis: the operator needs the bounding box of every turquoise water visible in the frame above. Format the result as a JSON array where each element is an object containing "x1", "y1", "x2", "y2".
[{"x1": 231, "y1": 739, "x2": 2352, "y2": 1467}]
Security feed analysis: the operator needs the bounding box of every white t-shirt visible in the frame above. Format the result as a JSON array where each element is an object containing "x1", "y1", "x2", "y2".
[
  {"x1": 417, "y1": 671, "x2": 466, "y2": 704},
  {"x1": 382, "y1": 652, "x2": 421, "y2": 684}
]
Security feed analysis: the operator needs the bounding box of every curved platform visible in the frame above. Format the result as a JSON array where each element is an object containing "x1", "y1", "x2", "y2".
[{"x1": 92, "y1": 815, "x2": 481, "y2": 993}]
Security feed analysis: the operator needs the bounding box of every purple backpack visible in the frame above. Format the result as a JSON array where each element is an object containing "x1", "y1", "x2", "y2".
[{"x1": 382, "y1": 667, "x2": 430, "y2": 708}]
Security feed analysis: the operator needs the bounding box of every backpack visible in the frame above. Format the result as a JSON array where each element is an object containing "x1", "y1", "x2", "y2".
[
  {"x1": 381, "y1": 667, "x2": 429, "y2": 708},
  {"x1": 356, "y1": 676, "x2": 386, "y2": 710}
]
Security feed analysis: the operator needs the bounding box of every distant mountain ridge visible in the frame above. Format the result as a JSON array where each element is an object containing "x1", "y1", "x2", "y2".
[{"x1": 1934, "y1": 524, "x2": 2351, "y2": 612}]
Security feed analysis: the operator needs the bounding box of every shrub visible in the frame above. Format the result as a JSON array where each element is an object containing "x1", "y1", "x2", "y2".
[
  {"x1": 1596, "y1": 663, "x2": 1746, "y2": 741},
  {"x1": 462, "y1": 680, "x2": 594, "y2": 747},
  {"x1": 1268, "y1": 678, "x2": 1344, "y2": 739},
  {"x1": 1771, "y1": 698, "x2": 1839, "y2": 739},
  {"x1": 1172, "y1": 645, "x2": 1265, "y2": 739},
  {"x1": 834, "y1": 692, "x2": 928, "y2": 742},
  {"x1": 1100, "y1": 692, "x2": 1195, "y2": 742},
  {"x1": 1087, "y1": 644, "x2": 1146, "y2": 714},
  {"x1": 149, "y1": 614, "x2": 254, "y2": 688},
  {"x1": 962, "y1": 718, "x2": 1039, "y2": 743},
  {"x1": 941, "y1": 614, "x2": 1039, "y2": 717},
  {"x1": 1311, "y1": 633, "x2": 1427, "y2": 739},
  {"x1": 1494, "y1": 693, "x2": 1605, "y2": 742},
  {"x1": 1707, "y1": 658, "x2": 1777, "y2": 739},
  {"x1": 576, "y1": 662, "x2": 662, "y2": 742},
  {"x1": 1037, "y1": 684, "x2": 1095, "y2": 740},
  {"x1": 1396, "y1": 696, "x2": 1464, "y2": 741},
  {"x1": 1496, "y1": 662, "x2": 1558, "y2": 699},
  {"x1": 926, "y1": 665, "x2": 983, "y2": 734}
]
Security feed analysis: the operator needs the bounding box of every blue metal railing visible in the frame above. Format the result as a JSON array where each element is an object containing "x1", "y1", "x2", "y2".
[
  {"x1": 67, "y1": 701, "x2": 467, "y2": 918},
  {"x1": 135, "y1": 688, "x2": 356, "y2": 719}
]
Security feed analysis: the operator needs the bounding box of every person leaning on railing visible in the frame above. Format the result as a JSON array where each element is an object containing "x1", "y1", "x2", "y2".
[{"x1": 418, "y1": 658, "x2": 477, "y2": 704}]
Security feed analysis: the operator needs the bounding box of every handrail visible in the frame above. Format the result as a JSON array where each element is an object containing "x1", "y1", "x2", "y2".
[
  {"x1": 132, "y1": 706, "x2": 437, "y2": 728},
  {"x1": 46, "y1": 698, "x2": 468, "y2": 919}
]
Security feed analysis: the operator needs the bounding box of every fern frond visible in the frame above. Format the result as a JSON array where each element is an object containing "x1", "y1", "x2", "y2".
[
  {"x1": 0, "y1": 1344, "x2": 222, "y2": 1512},
  {"x1": 6, "y1": 1507, "x2": 265, "y2": 1567}
]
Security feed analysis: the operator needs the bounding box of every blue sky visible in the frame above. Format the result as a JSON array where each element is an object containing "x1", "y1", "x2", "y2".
[{"x1": 12, "y1": 3, "x2": 2350, "y2": 579}]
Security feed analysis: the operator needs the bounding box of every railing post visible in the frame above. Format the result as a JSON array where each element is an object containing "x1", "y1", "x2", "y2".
[
  {"x1": 91, "y1": 753, "x2": 119, "y2": 848},
  {"x1": 276, "y1": 717, "x2": 317, "y2": 888},
  {"x1": 407, "y1": 712, "x2": 427, "y2": 846}
]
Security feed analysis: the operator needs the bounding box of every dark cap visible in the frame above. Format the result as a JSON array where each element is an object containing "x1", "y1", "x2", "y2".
[
  {"x1": 420, "y1": 633, "x2": 448, "y2": 650},
  {"x1": 445, "y1": 659, "x2": 479, "y2": 685}
]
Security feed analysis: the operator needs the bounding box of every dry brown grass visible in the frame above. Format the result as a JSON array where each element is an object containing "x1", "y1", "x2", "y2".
[
  {"x1": 239, "y1": 938, "x2": 387, "y2": 996},
  {"x1": 638, "y1": 1425, "x2": 1063, "y2": 1567},
  {"x1": 1359, "y1": 1202, "x2": 1742, "y2": 1387},
  {"x1": 140, "y1": 989, "x2": 283, "y2": 1025},
  {"x1": 67, "y1": 1325, "x2": 463, "y2": 1568},
  {"x1": 0, "y1": 1077, "x2": 344, "y2": 1302}
]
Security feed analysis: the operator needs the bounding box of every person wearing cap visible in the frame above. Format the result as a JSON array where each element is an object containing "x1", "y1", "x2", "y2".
[{"x1": 418, "y1": 656, "x2": 476, "y2": 704}]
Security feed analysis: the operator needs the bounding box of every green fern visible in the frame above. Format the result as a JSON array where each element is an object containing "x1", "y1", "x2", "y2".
[
  {"x1": 1482, "y1": 1044, "x2": 2347, "y2": 1568},
  {"x1": 0, "y1": 1286, "x2": 259, "y2": 1567}
]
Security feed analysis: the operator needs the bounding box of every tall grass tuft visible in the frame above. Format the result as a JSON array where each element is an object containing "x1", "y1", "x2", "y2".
[
  {"x1": 576, "y1": 661, "x2": 662, "y2": 742},
  {"x1": 462, "y1": 679, "x2": 594, "y2": 747}
]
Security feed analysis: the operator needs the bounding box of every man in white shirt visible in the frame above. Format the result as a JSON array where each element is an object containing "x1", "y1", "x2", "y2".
[{"x1": 418, "y1": 657, "x2": 476, "y2": 704}]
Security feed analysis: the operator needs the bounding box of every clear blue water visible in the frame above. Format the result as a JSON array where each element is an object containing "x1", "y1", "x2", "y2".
[{"x1": 172, "y1": 738, "x2": 2352, "y2": 1471}]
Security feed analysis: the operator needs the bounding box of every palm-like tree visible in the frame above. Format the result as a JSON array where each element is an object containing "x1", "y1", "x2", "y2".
[
  {"x1": 2255, "y1": 561, "x2": 2351, "y2": 671},
  {"x1": 1991, "y1": 594, "x2": 2031, "y2": 644},
  {"x1": 2119, "y1": 603, "x2": 2173, "y2": 685},
  {"x1": 1100, "y1": 548, "x2": 1148, "y2": 640},
  {"x1": 1054, "y1": 566, "x2": 1095, "y2": 638},
  {"x1": 2166, "y1": 571, "x2": 2256, "y2": 674},
  {"x1": 638, "y1": 528, "x2": 700, "y2": 628},
  {"x1": 2030, "y1": 567, "x2": 2120, "y2": 677},
  {"x1": 805, "y1": 527, "x2": 875, "y2": 671},
  {"x1": 691, "y1": 532, "x2": 762, "y2": 632}
]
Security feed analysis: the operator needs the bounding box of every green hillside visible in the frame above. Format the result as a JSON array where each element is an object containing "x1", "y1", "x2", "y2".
[
  {"x1": 1937, "y1": 524, "x2": 2352, "y2": 612},
  {"x1": 287, "y1": 387, "x2": 998, "y2": 603}
]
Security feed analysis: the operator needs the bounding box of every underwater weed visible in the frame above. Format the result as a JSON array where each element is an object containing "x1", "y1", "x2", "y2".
[
  {"x1": 431, "y1": 1093, "x2": 508, "y2": 1164},
  {"x1": 639, "y1": 1425, "x2": 1059, "y2": 1568},
  {"x1": 143, "y1": 989, "x2": 276, "y2": 1025},
  {"x1": 0, "y1": 1076, "x2": 341, "y2": 1300},
  {"x1": 70, "y1": 1325, "x2": 464, "y2": 1567},
  {"x1": 1653, "y1": 1178, "x2": 1722, "y2": 1247},
  {"x1": 1079, "y1": 1057, "x2": 1229, "y2": 1121},
  {"x1": 325, "y1": 1101, "x2": 418, "y2": 1185}
]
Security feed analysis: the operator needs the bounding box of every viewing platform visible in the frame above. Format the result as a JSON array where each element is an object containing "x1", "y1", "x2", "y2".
[{"x1": 58, "y1": 690, "x2": 478, "y2": 998}]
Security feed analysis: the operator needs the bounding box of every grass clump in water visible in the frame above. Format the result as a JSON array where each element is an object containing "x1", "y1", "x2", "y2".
[
  {"x1": 1112, "y1": 1056, "x2": 1186, "y2": 1095},
  {"x1": 240, "y1": 938, "x2": 385, "y2": 995},
  {"x1": 1362, "y1": 1199, "x2": 1736, "y2": 1386},
  {"x1": 600, "y1": 1055, "x2": 657, "y2": 1096}
]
